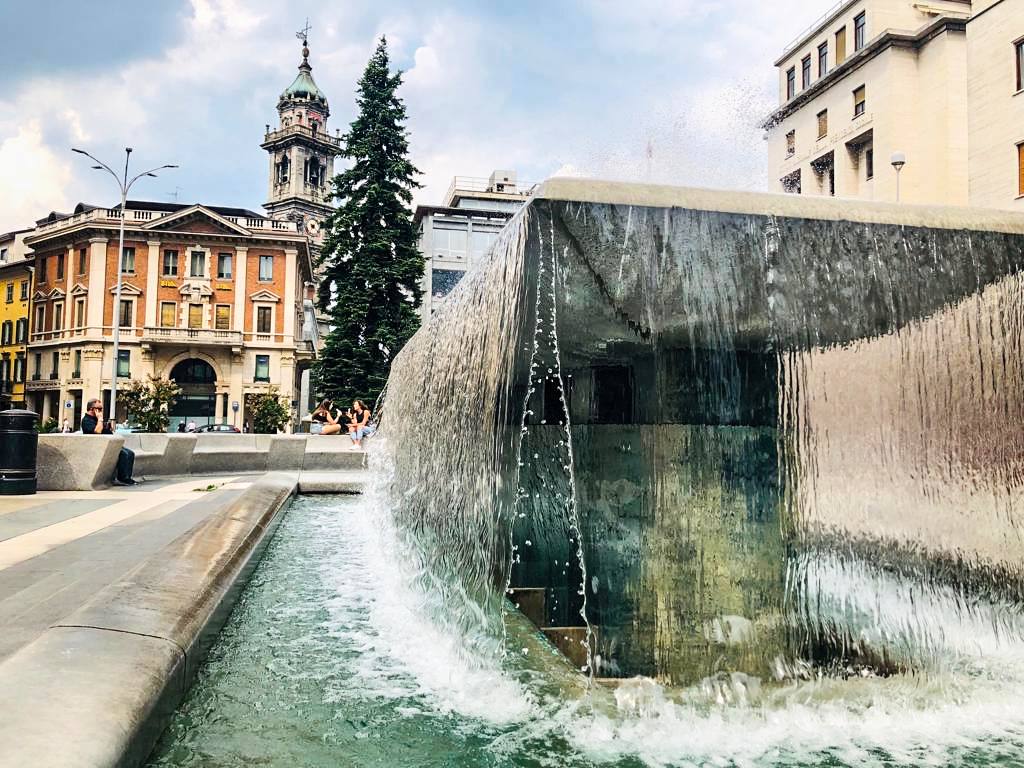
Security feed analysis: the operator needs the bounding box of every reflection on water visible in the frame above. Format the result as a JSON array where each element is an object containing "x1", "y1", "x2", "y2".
[{"x1": 148, "y1": 494, "x2": 1024, "y2": 768}]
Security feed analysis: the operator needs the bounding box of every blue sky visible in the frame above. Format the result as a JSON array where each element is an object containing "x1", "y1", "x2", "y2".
[{"x1": 0, "y1": 0, "x2": 832, "y2": 232}]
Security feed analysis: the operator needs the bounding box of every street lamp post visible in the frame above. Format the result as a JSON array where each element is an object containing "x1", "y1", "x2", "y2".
[
  {"x1": 890, "y1": 151, "x2": 906, "y2": 203},
  {"x1": 71, "y1": 148, "x2": 177, "y2": 425}
]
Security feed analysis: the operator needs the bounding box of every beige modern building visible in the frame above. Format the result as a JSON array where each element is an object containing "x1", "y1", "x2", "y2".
[{"x1": 766, "y1": 0, "x2": 1023, "y2": 210}]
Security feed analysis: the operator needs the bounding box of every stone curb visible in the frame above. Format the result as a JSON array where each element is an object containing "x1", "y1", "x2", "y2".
[{"x1": 0, "y1": 472, "x2": 299, "y2": 768}]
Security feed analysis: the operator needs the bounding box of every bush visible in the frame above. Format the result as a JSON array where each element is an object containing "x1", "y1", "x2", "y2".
[
  {"x1": 38, "y1": 417, "x2": 59, "y2": 434},
  {"x1": 246, "y1": 388, "x2": 291, "y2": 434}
]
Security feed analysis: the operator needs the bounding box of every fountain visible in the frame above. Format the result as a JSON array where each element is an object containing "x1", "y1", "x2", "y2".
[{"x1": 381, "y1": 178, "x2": 1024, "y2": 685}]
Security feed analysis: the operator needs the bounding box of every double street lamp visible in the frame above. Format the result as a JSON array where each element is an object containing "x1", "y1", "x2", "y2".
[{"x1": 71, "y1": 148, "x2": 177, "y2": 425}]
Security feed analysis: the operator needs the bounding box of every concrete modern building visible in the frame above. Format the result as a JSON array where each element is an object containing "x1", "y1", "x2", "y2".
[
  {"x1": 765, "y1": 0, "x2": 1024, "y2": 210},
  {"x1": 0, "y1": 230, "x2": 33, "y2": 411},
  {"x1": 22, "y1": 203, "x2": 317, "y2": 431},
  {"x1": 414, "y1": 171, "x2": 533, "y2": 318}
]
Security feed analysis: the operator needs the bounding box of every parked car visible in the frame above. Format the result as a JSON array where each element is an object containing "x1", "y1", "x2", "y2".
[{"x1": 196, "y1": 424, "x2": 241, "y2": 433}]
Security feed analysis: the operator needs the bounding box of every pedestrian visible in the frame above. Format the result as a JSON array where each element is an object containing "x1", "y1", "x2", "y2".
[
  {"x1": 177, "y1": 421, "x2": 186, "y2": 433},
  {"x1": 60, "y1": 419, "x2": 72, "y2": 433},
  {"x1": 80, "y1": 398, "x2": 137, "y2": 486}
]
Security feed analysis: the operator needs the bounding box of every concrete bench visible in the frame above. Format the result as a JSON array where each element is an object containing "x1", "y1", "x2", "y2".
[
  {"x1": 122, "y1": 435, "x2": 198, "y2": 478},
  {"x1": 37, "y1": 435, "x2": 125, "y2": 491},
  {"x1": 302, "y1": 439, "x2": 368, "y2": 471}
]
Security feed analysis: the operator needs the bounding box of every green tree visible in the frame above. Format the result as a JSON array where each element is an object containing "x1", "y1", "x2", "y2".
[
  {"x1": 315, "y1": 36, "x2": 423, "y2": 407},
  {"x1": 246, "y1": 388, "x2": 291, "y2": 434},
  {"x1": 121, "y1": 376, "x2": 181, "y2": 433}
]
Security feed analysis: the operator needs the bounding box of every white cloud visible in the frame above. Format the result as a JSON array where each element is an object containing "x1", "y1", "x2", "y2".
[{"x1": 0, "y1": 122, "x2": 73, "y2": 230}]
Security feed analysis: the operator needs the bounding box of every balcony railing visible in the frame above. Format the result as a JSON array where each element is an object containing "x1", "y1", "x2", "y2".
[
  {"x1": 31, "y1": 206, "x2": 298, "y2": 238},
  {"x1": 444, "y1": 176, "x2": 537, "y2": 206},
  {"x1": 142, "y1": 327, "x2": 243, "y2": 345},
  {"x1": 263, "y1": 124, "x2": 341, "y2": 148}
]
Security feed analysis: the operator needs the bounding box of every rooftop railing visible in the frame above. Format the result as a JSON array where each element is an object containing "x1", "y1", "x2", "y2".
[
  {"x1": 263, "y1": 124, "x2": 342, "y2": 148},
  {"x1": 31, "y1": 207, "x2": 298, "y2": 238},
  {"x1": 782, "y1": 0, "x2": 848, "y2": 55},
  {"x1": 444, "y1": 176, "x2": 538, "y2": 204}
]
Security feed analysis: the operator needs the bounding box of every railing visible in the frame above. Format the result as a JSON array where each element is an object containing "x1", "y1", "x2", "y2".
[
  {"x1": 142, "y1": 327, "x2": 243, "y2": 345},
  {"x1": 263, "y1": 124, "x2": 342, "y2": 148},
  {"x1": 31, "y1": 206, "x2": 299, "y2": 237},
  {"x1": 782, "y1": 0, "x2": 848, "y2": 54},
  {"x1": 445, "y1": 177, "x2": 537, "y2": 203}
]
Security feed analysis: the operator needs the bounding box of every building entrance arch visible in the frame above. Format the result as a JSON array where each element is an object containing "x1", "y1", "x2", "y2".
[{"x1": 169, "y1": 358, "x2": 217, "y2": 431}]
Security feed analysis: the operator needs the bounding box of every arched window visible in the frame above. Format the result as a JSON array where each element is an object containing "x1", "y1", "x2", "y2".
[{"x1": 170, "y1": 358, "x2": 216, "y2": 385}]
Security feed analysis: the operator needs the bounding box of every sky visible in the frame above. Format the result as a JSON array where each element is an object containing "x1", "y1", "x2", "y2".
[{"x1": 0, "y1": 0, "x2": 834, "y2": 233}]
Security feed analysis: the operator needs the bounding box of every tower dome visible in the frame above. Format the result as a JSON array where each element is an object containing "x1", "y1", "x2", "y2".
[{"x1": 279, "y1": 40, "x2": 328, "y2": 112}]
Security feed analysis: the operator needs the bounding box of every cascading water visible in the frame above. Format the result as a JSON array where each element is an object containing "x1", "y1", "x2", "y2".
[{"x1": 368, "y1": 178, "x2": 1024, "y2": 764}]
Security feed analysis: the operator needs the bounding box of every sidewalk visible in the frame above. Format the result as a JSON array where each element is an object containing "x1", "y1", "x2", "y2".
[{"x1": 0, "y1": 475, "x2": 255, "y2": 662}]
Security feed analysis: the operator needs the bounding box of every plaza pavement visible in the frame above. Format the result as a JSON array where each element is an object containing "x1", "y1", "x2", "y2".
[{"x1": 0, "y1": 475, "x2": 267, "y2": 662}]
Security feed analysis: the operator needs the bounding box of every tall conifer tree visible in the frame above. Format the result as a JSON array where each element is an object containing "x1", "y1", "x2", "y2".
[{"x1": 315, "y1": 36, "x2": 422, "y2": 408}]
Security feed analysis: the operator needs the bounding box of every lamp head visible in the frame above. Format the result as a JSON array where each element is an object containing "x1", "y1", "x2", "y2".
[{"x1": 890, "y1": 151, "x2": 906, "y2": 171}]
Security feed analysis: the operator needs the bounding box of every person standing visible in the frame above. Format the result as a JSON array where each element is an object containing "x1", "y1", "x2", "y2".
[
  {"x1": 81, "y1": 398, "x2": 137, "y2": 486},
  {"x1": 60, "y1": 419, "x2": 72, "y2": 433}
]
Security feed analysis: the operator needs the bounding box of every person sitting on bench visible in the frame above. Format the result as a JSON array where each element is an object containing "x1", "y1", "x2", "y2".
[{"x1": 81, "y1": 398, "x2": 137, "y2": 486}]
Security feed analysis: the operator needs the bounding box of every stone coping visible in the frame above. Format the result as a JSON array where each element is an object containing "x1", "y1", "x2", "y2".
[
  {"x1": 36, "y1": 433, "x2": 369, "y2": 490},
  {"x1": 0, "y1": 470, "x2": 366, "y2": 768},
  {"x1": 535, "y1": 177, "x2": 1024, "y2": 234}
]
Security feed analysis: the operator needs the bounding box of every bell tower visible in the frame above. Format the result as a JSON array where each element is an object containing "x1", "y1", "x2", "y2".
[{"x1": 261, "y1": 27, "x2": 340, "y2": 245}]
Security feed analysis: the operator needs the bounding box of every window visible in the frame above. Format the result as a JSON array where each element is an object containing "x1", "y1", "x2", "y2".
[
  {"x1": 78, "y1": 248, "x2": 87, "y2": 275},
  {"x1": 256, "y1": 306, "x2": 272, "y2": 334},
  {"x1": 119, "y1": 299, "x2": 133, "y2": 328},
  {"x1": 217, "y1": 253, "x2": 233, "y2": 279},
  {"x1": 818, "y1": 42, "x2": 828, "y2": 77},
  {"x1": 836, "y1": 27, "x2": 847, "y2": 64},
  {"x1": 215, "y1": 304, "x2": 231, "y2": 331},
  {"x1": 13, "y1": 357, "x2": 23, "y2": 383},
  {"x1": 19, "y1": 280, "x2": 27, "y2": 300},
  {"x1": 801, "y1": 55, "x2": 811, "y2": 89},
  {"x1": 786, "y1": 67, "x2": 796, "y2": 99},
  {"x1": 74, "y1": 299, "x2": 86, "y2": 330},
  {"x1": 116, "y1": 349, "x2": 130, "y2": 378},
  {"x1": 188, "y1": 303, "x2": 203, "y2": 329},
  {"x1": 1017, "y1": 40, "x2": 1024, "y2": 92},
  {"x1": 817, "y1": 109, "x2": 828, "y2": 138},
  {"x1": 163, "y1": 250, "x2": 179, "y2": 277},
  {"x1": 52, "y1": 302, "x2": 63, "y2": 332},
  {"x1": 50, "y1": 351, "x2": 58, "y2": 379},
  {"x1": 121, "y1": 246, "x2": 135, "y2": 274},
  {"x1": 0, "y1": 247, "x2": 6, "y2": 262},
  {"x1": 34, "y1": 305, "x2": 44, "y2": 335},
  {"x1": 72, "y1": 350, "x2": 81, "y2": 379},
  {"x1": 15, "y1": 318, "x2": 26, "y2": 343},
  {"x1": 160, "y1": 301, "x2": 177, "y2": 328},
  {"x1": 254, "y1": 354, "x2": 270, "y2": 382},
  {"x1": 853, "y1": 85, "x2": 866, "y2": 117},
  {"x1": 866, "y1": 148, "x2": 875, "y2": 180},
  {"x1": 4, "y1": 283, "x2": 11, "y2": 303},
  {"x1": 854, "y1": 12, "x2": 866, "y2": 51},
  {"x1": 33, "y1": 352, "x2": 40, "y2": 379},
  {"x1": 786, "y1": 130, "x2": 796, "y2": 157},
  {"x1": 1018, "y1": 143, "x2": 1024, "y2": 197},
  {"x1": 190, "y1": 250, "x2": 205, "y2": 277},
  {"x1": 1, "y1": 321, "x2": 10, "y2": 344},
  {"x1": 37, "y1": 257, "x2": 46, "y2": 283},
  {"x1": 56, "y1": 253, "x2": 65, "y2": 280},
  {"x1": 258, "y1": 255, "x2": 274, "y2": 281}
]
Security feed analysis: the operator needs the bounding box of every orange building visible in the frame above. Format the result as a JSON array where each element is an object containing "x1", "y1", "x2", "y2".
[{"x1": 23, "y1": 203, "x2": 317, "y2": 430}]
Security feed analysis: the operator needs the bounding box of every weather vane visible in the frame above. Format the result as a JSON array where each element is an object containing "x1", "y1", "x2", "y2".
[{"x1": 296, "y1": 18, "x2": 312, "y2": 44}]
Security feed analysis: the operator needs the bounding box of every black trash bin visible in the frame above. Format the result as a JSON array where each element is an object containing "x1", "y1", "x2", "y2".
[{"x1": 0, "y1": 409, "x2": 39, "y2": 495}]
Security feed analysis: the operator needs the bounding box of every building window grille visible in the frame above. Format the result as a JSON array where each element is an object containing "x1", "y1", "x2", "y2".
[
  {"x1": 818, "y1": 42, "x2": 828, "y2": 77},
  {"x1": 786, "y1": 67, "x2": 796, "y2": 100},
  {"x1": 817, "y1": 110, "x2": 828, "y2": 139},
  {"x1": 853, "y1": 85, "x2": 866, "y2": 117},
  {"x1": 190, "y1": 251, "x2": 205, "y2": 278},
  {"x1": 217, "y1": 253, "x2": 233, "y2": 279},
  {"x1": 258, "y1": 255, "x2": 274, "y2": 282},
  {"x1": 121, "y1": 247, "x2": 135, "y2": 274},
  {"x1": 160, "y1": 302, "x2": 176, "y2": 328},
  {"x1": 854, "y1": 12, "x2": 866, "y2": 51},
  {"x1": 254, "y1": 354, "x2": 270, "y2": 382},
  {"x1": 163, "y1": 250, "x2": 179, "y2": 277},
  {"x1": 116, "y1": 349, "x2": 130, "y2": 378}
]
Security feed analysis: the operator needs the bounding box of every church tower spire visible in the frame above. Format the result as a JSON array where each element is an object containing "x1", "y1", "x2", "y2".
[{"x1": 261, "y1": 26, "x2": 339, "y2": 244}]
